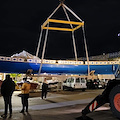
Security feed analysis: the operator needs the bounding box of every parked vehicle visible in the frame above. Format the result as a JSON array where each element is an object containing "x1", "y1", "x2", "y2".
[
  {"x1": 48, "y1": 82, "x2": 58, "y2": 91},
  {"x1": 99, "y1": 79, "x2": 110, "y2": 89},
  {"x1": 63, "y1": 77, "x2": 87, "y2": 91},
  {"x1": 98, "y1": 79, "x2": 106, "y2": 88},
  {"x1": 86, "y1": 79, "x2": 99, "y2": 89}
]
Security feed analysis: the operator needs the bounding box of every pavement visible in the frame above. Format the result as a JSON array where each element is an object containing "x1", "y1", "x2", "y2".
[{"x1": 0, "y1": 89, "x2": 119, "y2": 120}]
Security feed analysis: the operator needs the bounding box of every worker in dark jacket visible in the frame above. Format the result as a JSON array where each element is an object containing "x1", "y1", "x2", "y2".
[
  {"x1": 1, "y1": 74, "x2": 15, "y2": 118},
  {"x1": 41, "y1": 78, "x2": 48, "y2": 100}
]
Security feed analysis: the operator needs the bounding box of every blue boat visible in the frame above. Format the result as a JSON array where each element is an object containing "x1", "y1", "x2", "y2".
[{"x1": 0, "y1": 56, "x2": 119, "y2": 75}]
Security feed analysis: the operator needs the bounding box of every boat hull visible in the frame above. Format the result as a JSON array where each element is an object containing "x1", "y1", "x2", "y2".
[{"x1": 0, "y1": 60, "x2": 118, "y2": 75}]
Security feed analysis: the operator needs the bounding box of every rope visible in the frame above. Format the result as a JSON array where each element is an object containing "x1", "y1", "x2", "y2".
[
  {"x1": 36, "y1": 28, "x2": 43, "y2": 57},
  {"x1": 62, "y1": 6, "x2": 78, "y2": 61},
  {"x1": 82, "y1": 25, "x2": 90, "y2": 75},
  {"x1": 72, "y1": 31, "x2": 78, "y2": 61},
  {"x1": 62, "y1": 6, "x2": 73, "y2": 29},
  {"x1": 63, "y1": 4, "x2": 83, "y2": 22},
  {"x1": 36, "y1": 3, "x2": 61, "y2": 57},
  {"x1": 36, "y1": 3, "x2": 61, "y2": 75},
  {"x1": 38, "y1": 23, "x2": 49, "y2": 75},
  {"x1": 45, "y1": 4, "x2": 61, "y2": 23}
]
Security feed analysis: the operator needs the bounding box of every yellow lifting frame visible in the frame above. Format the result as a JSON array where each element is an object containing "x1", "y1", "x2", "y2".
[{"x1": 41, "y1": 19, "x2": 84, "y2": 32}]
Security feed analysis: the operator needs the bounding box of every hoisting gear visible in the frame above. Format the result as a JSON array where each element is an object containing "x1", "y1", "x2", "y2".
[{"x1": 36, "y1": 0, "x2": 90, "y2": 76}]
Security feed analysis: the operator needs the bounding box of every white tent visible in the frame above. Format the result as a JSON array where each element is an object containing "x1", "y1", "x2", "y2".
[{"x1": 11, "y1": 50, "x2": 40, "y2": 60}]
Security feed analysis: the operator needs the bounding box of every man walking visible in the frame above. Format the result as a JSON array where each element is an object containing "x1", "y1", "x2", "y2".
[{"x1": 1, "y1": 74, "x2": 15, "y2": 118}]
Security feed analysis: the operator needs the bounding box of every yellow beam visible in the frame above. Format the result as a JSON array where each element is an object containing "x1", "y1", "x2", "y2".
[
  {"x1": 48, "y1": 19, "x2": 84, "y2": 25},
  {"x1": 72, "y1": 24, "x2": 82, "y2": 31},
  {"x1": 42, "y1": 27, "x2": 73, "y2": 31},
  {"x1": 41, "y1": 19, "x2": 84, "y2": 31}
]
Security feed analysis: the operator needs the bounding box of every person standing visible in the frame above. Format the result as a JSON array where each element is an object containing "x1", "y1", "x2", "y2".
[
  {"x1": 20, "y1": 78, "x2": 31, "y2": 113},
  {"x1": 41, "y1": 78, "x2": 48, "y2": 100},
  {"x1": 1, "y1": 74, "x2": 15, "y2": 118}
]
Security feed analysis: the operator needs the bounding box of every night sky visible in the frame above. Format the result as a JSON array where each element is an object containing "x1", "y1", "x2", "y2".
[{"x1": 0, "y1": 0, "x2": 120, "y2": 60}]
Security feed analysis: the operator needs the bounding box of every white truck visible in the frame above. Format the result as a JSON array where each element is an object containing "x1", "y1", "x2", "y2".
[{"x1": 63, "y1": 77, "x2": 87, "y2": 91}]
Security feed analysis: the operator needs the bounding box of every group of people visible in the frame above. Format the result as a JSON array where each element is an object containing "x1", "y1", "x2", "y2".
[{"x1": 0, "y1": 74, "x2": 48, "y2": 118}]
